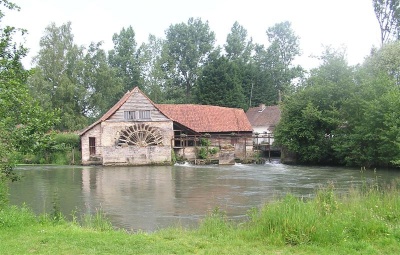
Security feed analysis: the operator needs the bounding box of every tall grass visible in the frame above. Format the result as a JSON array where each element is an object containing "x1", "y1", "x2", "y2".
[
  {"x1": 82, "y1": 208, "x2": 114, "y2": 231},
  {"x1": 0, "y1": 179, "x2": 8, "y2": 209},
  {"x1": 237, "y1": 179, "x2": 400, "y2": 246}
]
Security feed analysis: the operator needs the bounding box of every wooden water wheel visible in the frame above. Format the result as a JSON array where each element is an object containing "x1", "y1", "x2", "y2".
[{"x1": 117, "y1": 123, "x2": 163, "y2": 146}]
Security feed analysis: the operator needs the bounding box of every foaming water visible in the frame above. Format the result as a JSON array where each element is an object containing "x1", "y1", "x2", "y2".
[{"x1": 174, "y1": 161, "x2": 191, "y2": 167}]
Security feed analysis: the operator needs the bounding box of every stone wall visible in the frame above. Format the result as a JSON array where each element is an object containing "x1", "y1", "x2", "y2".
[
  {"x1": 100, "y1": 120, "x2": 173, "y2": 166},
  {"x1": 102, "y1": 145, "x2": 171, "y2": 166},
  {"x1": 81, "y1": 123, "x2": 102, "y2": 165}
]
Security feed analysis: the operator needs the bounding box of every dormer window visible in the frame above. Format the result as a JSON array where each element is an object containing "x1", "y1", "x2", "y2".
[{"x1": 124, "y1": 110, "x2": 151, "y2": 120}]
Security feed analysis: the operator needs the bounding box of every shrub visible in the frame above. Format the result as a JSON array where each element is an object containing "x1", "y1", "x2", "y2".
[
  {"x1": 198, "y1": 147, "x2": 208, "y2": 159},
  {"x1": 200, "y1": 138, "x2": 211, "y2": 147},
  {"x1": 53, "y1": 133, "x2": 80, "y2": 148}
]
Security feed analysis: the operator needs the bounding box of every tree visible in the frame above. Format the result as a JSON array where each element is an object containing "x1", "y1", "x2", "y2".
[
  {"x1": 137, "y1": 34, "x2": 166, "y2": 102},
  {"x1": 197, "y1": 55, "x2": 246, "y2": 109},
  {"x1": 247, "y1": 22, "x2": 303, "y2": 108},
  {"x1": 364, "y1": 41, "x2": 400, "y2": 85},
  {"x1": 1, "y1": 1, "x2": 58, "y2": 181},
  {"x1": 274, "y1": 48, "x2": 354, "y2": 165},
  {"x1": 108, "y1": 26, "x2": 141, "y2": 96},
  {"x1": 81, "y1": 42, "x2": 123, "y2": 120},
  {"x1": 29, "y1": 22, "x2": 87, "y2": 131},
  {"x1": 332, "y1": 44, "x2": 400, "y2": 167},
  {"x1": 275, "y1": 45, "x2": 400, "y2": 167},
  {"x1": 162, "y1": 17, "x2": 216, "y2": 102},
  {"x1": 373, "y1": 0, "x2": 400, "y2": 46},
  {"x1": 224, "y1": 21, "x2": 253, "y2": 63},
  {"x1": 267, "y1": 21, "x2": 300, "y2": 70}
]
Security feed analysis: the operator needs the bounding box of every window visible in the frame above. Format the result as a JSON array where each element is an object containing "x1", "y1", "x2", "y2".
[
  {"x1": 89, "y1": 137, "x2": 96, "y2": 155},
  {"x1": 139, "y1": 110, "x2": 150, "y2": 119},
  {"x1": 124, "y1": 111, "x2": 136, "y2": 120},
  {"x1": 124, "y1": 110, "x2": 151, "y2": 120}
]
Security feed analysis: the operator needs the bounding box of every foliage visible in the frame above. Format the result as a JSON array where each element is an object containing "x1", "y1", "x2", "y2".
[
  {"x1": 275, "y1": 48, "x2": 352, "y2": 164},
  {"x1": 198, "y1": 147, "x2": 208, "y2": 159},
  {"x1": 275, "y1": 45, "x2": 400, "y2": 167},
  {"x1": 137, "y1": 34, "x2": 166, "y2": 102},
  {"x1": 52, "y1": 132, "x2": 80, "y2": 149},
  {"x1": 82, "y1": 208, "x2": 114, "y2": 231},
  {"x1": 162, "y1": 17, "x2": 216, "y2": 102},
  {"x1": 82, "y1": 42, "x2": 123, "y2": 120},
  {"x1": 108, "y1": 26, "x2": 141, "y2": 98},
  {"x1": 200, "y1": 138, "x2": 211, "y2": 147},
  {"x1": 197, "y1": 55, "x2": 247, "y2": 109},
  {"x1": 244, "y1": 180, "x2": 400, "y2": 246},
  {"x1": 208, "y1": 147, "x2": 219, "y2": 155},
  {"x1": 28, "y1": 22, "x2": 87, "y2": 131},
  {"x1": 1, "y1": 1, "x2": 59, "y2": 181},
  {"x1": 248, "y1": 21, "x2": 304, "y2": 107},
  {"x1": 29, "y1": 23, "x2": 125, "y2": 130},
  {"x1": 373, "y1": 0, "x2": 400, "y2": 46},
  {"x1": 197, "y1": 138, "x2": 218, "y2": 159},
  {"x1": 266, "y1": 21, "x2": 300, "y2": 69},
  {"x1": 13, "y1": 132, "x2": 81, "y2": 165},
  {"x1": 224, "y1": 21, "x2": 253, "y2": 63}
]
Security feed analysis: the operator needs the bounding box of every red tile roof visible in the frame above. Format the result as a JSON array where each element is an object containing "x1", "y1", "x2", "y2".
[
  {"x1": 246, "y1": 105, "x2": 281, "y2": 128},
  {"x1": 80, "y1": 87, "x2": 253, "y2": 135},
  {"x1": 156, "y1": 104, "x2": 253, "y2": 133}
]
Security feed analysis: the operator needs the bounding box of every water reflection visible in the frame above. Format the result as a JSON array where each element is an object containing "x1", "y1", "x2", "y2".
[{"x1": 9, "y1": 164, "x2": 400, "y2": 231}]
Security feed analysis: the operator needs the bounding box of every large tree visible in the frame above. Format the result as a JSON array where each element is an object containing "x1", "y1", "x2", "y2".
[
  {"x1": 108, "y1": 26, "x2": 141, "y2": 96},
  {"x1": 81, "y1": 42, "x2": 123, "y2": 120},
  {"x1": 373, "y1": 0, "x2": 400, "y2": 46},
  {"x1": 332, "y1": 43, "x2": 400, "y2": 167},
  {"x1": 275, "y1": 45, "x2": 400, "y2": 167},
  {"x1": 267, "y1": 21, "x2": 300, "y2": 70},
  {"x1": 137, "y1": 34, "x2": 166, "y2": 102},
  {"x1": 224, "y1": 21, "x2": 253, "y2": 63},
  {"x1": 1, "y1": 1, "x2": 57, "y2": 181},
  {"x1": 29, "y1": 22, "x2": 87, "y2": 131},
  {"x1": 274, "y1": 48, "x2": 355, "y2": 165},
  {"x1": 197, "y1": 54, "x2": 246, "y2": 109},
  {"x1": 247, "y1": 21, "x2": 303, "y2": 107},
  {"x1": 162, "y1": 17, "x2": 216, "y2": 102}
]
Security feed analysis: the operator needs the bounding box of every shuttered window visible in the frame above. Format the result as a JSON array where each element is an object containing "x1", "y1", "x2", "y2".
[{"x1": 124, "y1": 110, "x2": 151, "y2": 120}]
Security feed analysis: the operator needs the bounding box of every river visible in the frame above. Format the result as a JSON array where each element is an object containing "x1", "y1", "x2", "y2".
[{"x1": 9, "y1": 162, "x2": 400, "y2": 231}]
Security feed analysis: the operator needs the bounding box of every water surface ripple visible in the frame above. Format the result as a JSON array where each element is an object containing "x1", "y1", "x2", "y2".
[{"x1": 10, "y1": 163, "x2": 400, "y2": 231}]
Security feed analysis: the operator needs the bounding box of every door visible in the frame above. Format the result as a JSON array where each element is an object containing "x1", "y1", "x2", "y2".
[{"x1": 89, "y1": 137, "x2": 96, "y2": 155}]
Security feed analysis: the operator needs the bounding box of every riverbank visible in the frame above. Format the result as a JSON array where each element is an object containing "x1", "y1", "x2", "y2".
[{"x1": 1, "y1": 181, "x2": 400, "y2": 254}]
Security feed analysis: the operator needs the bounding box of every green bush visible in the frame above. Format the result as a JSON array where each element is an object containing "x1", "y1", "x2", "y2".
[
  {"x1": 200, "y1": 138, "x2": 211, "y2": 147},
  {"x1": 53, "y1": 133, "x2": 80, "y2": 149},
  {"x1": 208, "y1": 147, "x2": 219, "y2": 155},
  {"x1": 15, "y1": 132, "x2": 81, "y2": 165},
  {"x1": 198, "y1": 147, "x2": 208, "y2": 159}
]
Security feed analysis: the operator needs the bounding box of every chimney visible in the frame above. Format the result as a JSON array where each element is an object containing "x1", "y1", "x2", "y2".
[{"x1": 258, "y1": 104, "x2": 266, "y2": 112}]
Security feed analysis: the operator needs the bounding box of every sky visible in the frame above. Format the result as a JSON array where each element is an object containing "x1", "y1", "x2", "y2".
[{"x1": 3, "y1": 0, "x2": 381, "y2": 70}]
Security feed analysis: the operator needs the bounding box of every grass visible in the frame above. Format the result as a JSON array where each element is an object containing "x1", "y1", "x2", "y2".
[{"x1": 1, "y1": 179, "x2": 400, "y2": 254}]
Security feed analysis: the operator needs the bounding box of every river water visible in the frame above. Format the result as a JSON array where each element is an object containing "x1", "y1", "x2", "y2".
[{"x1": 9, "y1": 162, "x2": 400, "y2": 231}]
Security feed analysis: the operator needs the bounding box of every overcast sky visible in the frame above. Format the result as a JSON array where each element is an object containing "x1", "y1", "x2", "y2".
[{"x1": 4, "y1": 0, "x2": 381, "y2": 70}]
